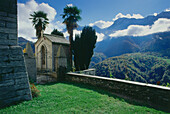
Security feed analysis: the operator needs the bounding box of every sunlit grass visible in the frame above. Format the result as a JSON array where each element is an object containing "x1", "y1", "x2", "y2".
[{"x1": 0, "y1": 83, "x2": 166, "y2": 114}]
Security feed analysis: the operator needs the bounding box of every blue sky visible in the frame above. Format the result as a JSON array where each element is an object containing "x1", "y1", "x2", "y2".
[
  {"x1": 18, "y1": 0, "x2": 170, "y2": 26},
  {"x1": 17, "y1": 0, "x2": 170, "y2": 42}
]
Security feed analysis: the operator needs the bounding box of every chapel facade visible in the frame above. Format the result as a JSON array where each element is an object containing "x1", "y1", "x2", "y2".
[{"x1": 35, "y1": 34, "x2": 70, "y2": 72}]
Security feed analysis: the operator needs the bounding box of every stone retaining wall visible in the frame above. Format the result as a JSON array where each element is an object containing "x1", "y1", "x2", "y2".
[{"x1": 65, "y1": 72, "x2": 170, "y2": 112}]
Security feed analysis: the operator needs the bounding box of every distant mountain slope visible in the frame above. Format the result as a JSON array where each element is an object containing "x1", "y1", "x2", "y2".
[
  {"x1": 61, "y1": 11, "x2": 170, "y2": 58},
  {"x1": 89, "y1": 52, "x2": 107, "y2": 68},
  {"x1": 18, "y1": 37, "x2": 35, "y2": 53},
  {"x1": 94, "y1": 53, "x2": 170, "y2": 85},
  {"x1": 95, "y1": 31, "x2": 170, "y2": 57}
]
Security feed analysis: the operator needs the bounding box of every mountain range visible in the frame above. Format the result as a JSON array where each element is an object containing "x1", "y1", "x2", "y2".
[
  {"x1": 92, "y1": 11, "x2": 170, "y2": 58},
  {"x1": 61, "y1": 11, "x2": 170, "y2": 58},
  {"x1": 18, "y1": 10, "x2": 170, "y2": 61}
]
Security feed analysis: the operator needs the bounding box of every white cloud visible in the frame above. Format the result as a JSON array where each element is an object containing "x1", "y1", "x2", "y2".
[
  {"x1": 67, "y1": 4, "x2": 73, "y2": 7},
  {"x1": 165, "y1": 8, "x2": 170, "y2": 12},
  {"x1": 89, "y1": 13, "x2": 144, "y2": 29},
  {"x1": 89, "y1": 20, "x2": 113, "y2": 29},
  {"x1": 113, "y1": 13, "x2": 144, "y2": 21},
  {"x1": 153, "y1": 13, "x2": 158, "y2": 16},
  {"x1": 64, "y1": 30, "x2": 105, "y2": 42},
  {"x1": 109, "y1": 18, "x2": 170, "y2": 37},
  {"x1": 96, "y1": 32, "x2": 105, "y2": 42},
  {"x1": 63, "y1": 30, "x2": 82, "y2": 40},
  {"x1": 18, "y1": 0, "x2": 64, "y2": 42}
]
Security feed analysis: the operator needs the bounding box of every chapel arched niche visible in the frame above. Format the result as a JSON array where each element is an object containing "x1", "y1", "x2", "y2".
[{"x1": 41, "y1": 45, "x2": 47, "y2": 70}]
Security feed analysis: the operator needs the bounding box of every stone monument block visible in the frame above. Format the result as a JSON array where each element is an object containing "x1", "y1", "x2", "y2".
[
  {"x1": 56, "y1": 45, "x2": 67, "y2": 80},
  {"x1": 0, "y1": 0, "x2": 32, "y2": 108},
  {"x1": 24, "y1": 42, "x2": 37, "y2": 82}
]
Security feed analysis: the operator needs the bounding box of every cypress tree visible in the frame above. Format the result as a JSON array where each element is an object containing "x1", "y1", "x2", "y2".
[{"x1": 73, "y1": 26, "x2": 97, "y2": 70}]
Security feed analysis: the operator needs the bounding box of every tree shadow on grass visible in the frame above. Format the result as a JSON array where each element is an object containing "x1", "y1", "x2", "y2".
[
  {"x1": 34, "y1": 80, "x2": 166, "y2": 112},
  {"x1": 58, "y1": 81, "x2": 162, "y2": 112}
]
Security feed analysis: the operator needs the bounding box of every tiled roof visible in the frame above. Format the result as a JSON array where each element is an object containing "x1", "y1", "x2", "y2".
[{"x1": 44, "y1": 34, "x2": 69, "y2": 45}]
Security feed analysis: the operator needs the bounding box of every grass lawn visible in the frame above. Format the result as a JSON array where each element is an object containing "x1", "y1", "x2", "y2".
[{"x1": 0, "y1": 82, "x2": 167, "y2": 114}]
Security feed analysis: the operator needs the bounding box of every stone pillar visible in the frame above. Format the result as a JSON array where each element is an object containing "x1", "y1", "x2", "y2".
[
  {"x1": 24, "y1": 42, "x2": 37, "y2": 82},
  {"x1": 0, "y1": 0, "x2": 32, "y2": 108},
  {"x1": 56, "y1": 45, "x2": 67, "y2": 81}
]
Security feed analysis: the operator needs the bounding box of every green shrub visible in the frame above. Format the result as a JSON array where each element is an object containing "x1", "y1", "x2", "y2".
[
  {"x1": 166, "y1": 83, "x2": 170, "y2": 87},
  {"x1": 30, "y1": 83, "x2": 40, "y2": 98}
]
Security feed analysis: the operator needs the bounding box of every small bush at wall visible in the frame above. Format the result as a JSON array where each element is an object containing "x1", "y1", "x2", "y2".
[
  {"x1": 166, "y1": 83, "x2": 170, "y2": 87},
  {"x1": 30, "y1": 83, "x2": 40, "y2": 98}
]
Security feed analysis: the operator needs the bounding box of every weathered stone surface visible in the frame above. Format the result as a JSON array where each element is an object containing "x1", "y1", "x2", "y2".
[
  {"x1": 8, "y1": 13, "x2": 17, "y2": 18},
  {"x1": 9, "y1": 33, "x2": 17, "y2": 40},
  {"x1": 0, "y1": 39, "x2": 17, "y2": 45},
  {"x1": 24, "y1": 57, "x2": 37, "y2": 82},
  {"x1": 0, "y1": 0, "x2": 32, "y2": 108},
  {"x1": 0, "y1": 33, "x2": 8, "y2": 39},
  {"x1": 0, "y1": 16, "x2": 16, "y2": 23},
  {"x1": 0, "y1": 0, "x2": 17, "y2": 14},
  {"x1": 15, "y1": 77, "x2": 29, "y2": 85},
  {"x1": 0, "y1": 11, "x2": 7, "y2": 16},
  {"x1": 56, "y1": 45, "x2": 66, "y2": 58},
  {"x1": 0, "y1": 20, "x2": 5, "y2": 27},
  {"x1": 24, "y1": 42, "x2": 37, "y2": 82},
  {"x1": 0, "y1": 60, "x2": 25, "y2": 67},
  {"x1": 65, "y1": 73, "x2": 170, "y2": 112},
  {"x1": 0, "y1": 79, "x2": 15, "y2": 87},
  {"x1": 25, "y1": 42, "x2": 34, "y2": 58},
  {"x1": 6, "y1": 22, "x2": 17, "y2": 28},
  {"x1": 2, "y1": 94, "x2": 31, "y2": 107},
  {"x1": 1, "y1": 72, "x2": 28, "y2": 80}
]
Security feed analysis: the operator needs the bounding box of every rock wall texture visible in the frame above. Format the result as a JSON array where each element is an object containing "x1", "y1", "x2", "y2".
[
  {"x1": 65, "y1": 73, "x2": 170, "y2": 112},
  {"x1": 0, "y1": 0, "x2": 32, "y2": 108}
]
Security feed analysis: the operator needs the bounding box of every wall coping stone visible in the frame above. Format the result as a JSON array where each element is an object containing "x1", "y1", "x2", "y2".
[
  {"x1": 67, "y1": 72, "x2": 170, "y2": 91},
  {"x1": 82, "y1": 68, "x2": 96, "y2": 72}
]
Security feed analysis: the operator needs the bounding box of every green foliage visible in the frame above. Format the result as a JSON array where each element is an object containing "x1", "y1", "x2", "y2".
[
  {"x1": 61, "y1": 5, "x2": 81, "y2": 35},
  {"x1": 61, "y1": 5, "x2": 81, "y2": 27},
  {"x1": 73, "y1": 26, "x2": 97, "y2": 70},
  {"x1": 94, "y1": 53, "x2": 170, "y2": 85},
  {"x1": 51, "y1": 29, "x2": 64, "y2": 36},
  {"x1": 30, "y1": 11, "x2": 49, "y2": 38},
  {"x1": 0, "y1": 83, "x2": 165, "y2": 113}
]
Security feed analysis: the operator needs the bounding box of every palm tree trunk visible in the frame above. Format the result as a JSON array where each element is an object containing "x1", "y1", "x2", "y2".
[{"x1": 69, "y1": 28, "x2": 73, "y2": 70}]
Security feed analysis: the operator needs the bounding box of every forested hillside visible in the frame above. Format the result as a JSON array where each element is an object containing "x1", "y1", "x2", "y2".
[{"x1": 94, "y1": 53, "x2": 170, "y2": 85}]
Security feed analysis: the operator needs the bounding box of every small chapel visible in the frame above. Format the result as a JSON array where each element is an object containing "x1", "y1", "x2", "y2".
[{"x1": 35, "y1": 33, "x2": 70, "y2": 73}]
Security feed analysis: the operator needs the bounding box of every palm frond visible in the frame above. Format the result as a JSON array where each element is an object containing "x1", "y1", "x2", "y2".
[{"x1": 29, "y1": 10, "x2": 49, "y2": 35}]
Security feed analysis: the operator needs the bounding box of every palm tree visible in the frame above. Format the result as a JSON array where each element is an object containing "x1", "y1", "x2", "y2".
[
  {"x1": 61, "y1": 5, "x2": 81, "y2": 69},
  {"x1": 30, "y1": 11, "x2": 49, "y2": 38}
]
